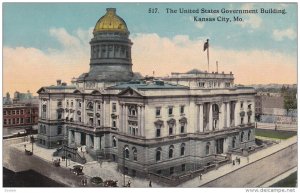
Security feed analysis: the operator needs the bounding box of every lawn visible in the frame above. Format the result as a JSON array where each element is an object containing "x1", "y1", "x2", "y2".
[
  {"x1": 255, "y1": 129, "x2": 297, "y2": 140},
  {"x1": 271, "y1": 171, "x2": 297, "y2": 187}
]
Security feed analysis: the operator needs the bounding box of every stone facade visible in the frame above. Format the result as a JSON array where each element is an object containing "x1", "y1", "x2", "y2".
[{"x1": 37, "y1": 8, "x2": 256, "y2": 178}]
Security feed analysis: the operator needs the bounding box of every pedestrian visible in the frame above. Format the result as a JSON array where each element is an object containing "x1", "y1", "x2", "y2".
[
  {"x1": 127, "y1": 180, "x2": 131, "y2": 187},
  {"x1": 247, "y1": 156, "x2": 249, "y2": 163},
  {"x1": 200, "y1": 173, "x2": 202, "y2": 180},
  {"x1": 149, "y1": 180, "x2": 152, "y2": 187},
  {"x1": 99, "y1": 160, "x2": 102, "y2": 168},
  {"x1": 232, "y1": 160, "x2": 235, "y2": 166}
]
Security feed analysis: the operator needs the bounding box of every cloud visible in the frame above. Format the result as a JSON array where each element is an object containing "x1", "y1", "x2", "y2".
[
  {"x1": 131, "y1": 33, "x2": 296, "y2": 84},
  {"x1": 3, "y1": 28, "x2": 91, "y2": 95},
  {"x1": 236, "y1": 3, "x2": 262, "y2": 29},
  {"x1": 272, "y1": 28, "x2": 297, "y2": 41},
  {"x1": 3, "y1": 30, "x2": 296, "y2": 95}
]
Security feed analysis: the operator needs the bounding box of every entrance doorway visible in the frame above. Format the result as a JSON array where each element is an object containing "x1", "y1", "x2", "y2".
[
  {"x1": 80, "y1": 132, "x2": 86, "y2": 145},
  {"x1": 216, "y1": 138, "x2": 224, "y2": 154}
]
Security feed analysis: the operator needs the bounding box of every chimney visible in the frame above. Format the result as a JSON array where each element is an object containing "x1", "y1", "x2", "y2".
[
  {"x1": 57, "y1": 80, "x2": 62, "y2": 86},
  {"x1": 62, "y1": 82, "x2": 67, "y2": 86}
]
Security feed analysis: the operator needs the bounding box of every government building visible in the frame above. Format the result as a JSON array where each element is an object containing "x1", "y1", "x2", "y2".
[{"x1": 37, "y1": 8, "x2": 256, "y2": 178}]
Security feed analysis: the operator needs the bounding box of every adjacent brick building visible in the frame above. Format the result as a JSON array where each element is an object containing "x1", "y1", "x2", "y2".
[{"x1": 3, "y1": 103, "x2": 39, "y2": 128}]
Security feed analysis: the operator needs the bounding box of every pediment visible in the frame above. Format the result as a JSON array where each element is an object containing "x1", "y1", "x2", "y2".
[
  {"x1": 91, "y1": 89, "x2": 101, "y2": 95},
  {"x1": 37, "y1": 87, "x2": 47, "y2": 94},
  {"x1": 118, "y1": 87, "x2": 143, "y2": 98},
  {"x1": 73, "y1": 89, "x2": 82, "y2": 94}
]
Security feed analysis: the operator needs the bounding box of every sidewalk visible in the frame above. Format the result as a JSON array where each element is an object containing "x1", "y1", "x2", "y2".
[
  {"x1": 11, "y1": 136, "x2": 297, "y2": 187},
  {"x1": 178, "y1": 136, "x2": 297, "y2": 187}
]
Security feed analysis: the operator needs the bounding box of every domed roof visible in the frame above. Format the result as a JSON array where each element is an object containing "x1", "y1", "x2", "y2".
[{"x1": 93, "y1": 8, "x2": 129, "y2": 34}]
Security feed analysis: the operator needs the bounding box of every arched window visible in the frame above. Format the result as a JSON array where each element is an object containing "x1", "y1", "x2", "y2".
[
  {"x1": 206, "y1": 142, "x2": 211, "y2": 155},
  {"x1": 124, "y1": 146, "x2": 129, "y2": 159},
  {"x1": 248, "y1": 130, "x2": 251, "y2": 141},
  {"x1": 132, "y1": 147, "x2": 137, "y2": 161},
  {"x1": 180, "y1": 143, "x2": 185, "y2": 156},
  {"x1": 42, "y1": 105, "x2": 47, "y2": 119},
  {"x1": 232, "y1": 137, "x2": 236, "y2": 148},
  {"x1": 87, "y1": 102, "x2": 93, "y2": 110},
  {"x1": 241, "y1": 132, "x2": 244, "y2": 142},
  {"x1": 113, "y1": 137, "x2": 117, "y2": 147},
  {"x1": 169, "y1": 145, "x2": 174, "y2": 159},
  {"x1": 156, "y1": 147, "x2": 162, "y2": 161}
]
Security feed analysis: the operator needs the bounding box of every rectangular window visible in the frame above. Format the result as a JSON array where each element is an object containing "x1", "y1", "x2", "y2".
[
  {"x1": 79, "y1": 117, "x2": 82, "y2": 122},
  {"x1": 240, "y1": 102, "x2": 244, "y2": 109},
  {"x1": 98, "y1": 103, "x2": 101, "y2": 110},
  {"x1": 4, "y1": 119, "x2": 7, "y2": 125},
  {"x1": 21, "y1": 110, "x2": 24, "y2": 114},
  {"x1": 156, "y1": 170, "x2": 162, "y2": 175},
  {"x1": 169, "y1": 127, "x2": 173, "y2": 135},
  {"x1": 112, "y1": 103, "x2": 117, "y2": 112},
  {"x1": 241, "y1": 117, "x2": 244, "y2": 124},
  {"x1": 13, "y1": 119, "x2": 15, "y2": 124},
  {"x1": 156, "y1": 107, "x2": 161, "y2": 117},
  {"x1": 168, "y1": 107, "x2": 173, "y2": 116},
  {"x1": 71, "y1": 101, "x2": 73, "y2": 107},
  {"x1": 98, "y1": 119, "x2": 101, "y2": 126},
  {"x1": 12, "y1": 110, "x2": 15, "y2": 115},
  {"x1": 16, "y1": 110, "x2": 19, "y2": 115},
  {"x1": 3, "y1": 111, "x2": 6, "y2": 115},
  {"x1": 27, "y1": 118, "x2": 30, "y2": 123},
  {"x1": 8, "y1": 111, "x2": 11, "y2": 115},
  {"x1": 8, "y1": 119, "x2": 11, "y2": 124},
  {"x1": 79, "y1": 102, "x2": 82, "y2": 108},
  {"x1": 156, "y1": 128, "x2": 161, "y2": 137},
  {"x1": 181, "y1": 164, "x2": 186, "y2": 172},
  {"x1": 21, "y1": 118, "x2": 24, "y2": 124},
  {"x1": 170, "y1": 167, "x2": 174, "y2": 175},
  {"x1": 112, "y1": 120, "x2": 116, "y2": 128},
  {"x1": 181, "y1": 125, "x2": 185, "y2": 133},
  {"x1": 57, "y1": 127, "x2": 62, "y2": 135},
  {"x1": 180, "y1": 106, "x2": 185, "y2": 114},
  {"x1": 16, "y1": 118, "x2": 19, "y2": 124},
  {"x1": 198, "y1": 82, "x2": 205, "y2": 88}
]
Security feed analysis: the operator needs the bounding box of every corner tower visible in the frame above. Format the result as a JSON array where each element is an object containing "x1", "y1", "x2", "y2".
[{"x1": 83, "y1": 8, "x2": 133, "y2": 82}]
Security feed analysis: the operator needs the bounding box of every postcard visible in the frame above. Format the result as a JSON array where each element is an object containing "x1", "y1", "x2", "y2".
[{"x1": 2, "y1": 2, "x2": 297, "y2": 191}]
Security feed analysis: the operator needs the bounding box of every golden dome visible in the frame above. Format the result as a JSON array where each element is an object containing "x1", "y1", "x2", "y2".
[{"x1": 93, "y1": 8, "x2": 129, "y2": 34}]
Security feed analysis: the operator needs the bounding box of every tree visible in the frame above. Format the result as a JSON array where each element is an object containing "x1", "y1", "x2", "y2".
[{"x1": 282, "y1": 88, "x2": 297, "y2": 115}]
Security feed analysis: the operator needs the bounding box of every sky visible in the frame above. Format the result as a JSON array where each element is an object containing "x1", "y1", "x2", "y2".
[{"x1": 3, "y1": 2, "x2": 298, "y2": 95}]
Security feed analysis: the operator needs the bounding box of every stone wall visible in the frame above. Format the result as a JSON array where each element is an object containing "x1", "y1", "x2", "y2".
[{"x1": 202, "y1": 142, "x2": 297, "y2": 187}]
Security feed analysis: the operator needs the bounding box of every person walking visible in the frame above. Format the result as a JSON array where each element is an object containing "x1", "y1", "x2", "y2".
[
  {"x1": 149, "y1": 180, "x2": 152, "y2": 187},
  {"x1": 200, "y1": 173, "x2": 202, "y2": 180}
]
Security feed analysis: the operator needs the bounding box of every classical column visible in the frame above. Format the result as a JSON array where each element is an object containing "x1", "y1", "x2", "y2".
[
  {"x1": 219, "y1": 103, "x2": 225, "y2": 130},
  {"x1": 199, "y1": 104, "x2": 204, "y2": 132},
  {"x1": 68, "y1": 130, "x2": 72, "y2": 145},
  {"x1": 209, "y1": 103, "x2": 213, "y2": 131},
  {"x1": 141, "y1": 106, "x2": 145, "y2": 136},
  {"x1": 137, "y1": 105, "x2": 141, "y2": 136},
  {"x1": 226, "y1": 102, "x2": 230, "y2": 127},
  {"x1": 251, "y1": 102, "x2": 255, "y2": 123},
  {"x1": 86, "y1": 135, "x2": 91, "y2": 148},
  {"x1": 75, "y1": 132, "x2": 81, "y2": 146},
  {"x1": 234, "y1": 101, "x2": 240, "y2": 126},
  {"x1": 125, "y1": 105, "x2": 128, "y2": 133},
  {"x1": 94, "y1": 136, "x2": 100, "y2": 150},
  {"x1": 119, "y1": 104, "x2": 123, "y2": 132},
  {"x1": 102, "y1": 101, "x2": 106, "y2": 127},
  {"x1": 122, "y1": 104, "x2": 126, "y2": 133}
]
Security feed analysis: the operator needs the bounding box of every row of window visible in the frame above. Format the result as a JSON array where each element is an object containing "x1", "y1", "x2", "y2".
[
  {"x1": 156, "y1": 124, "x2": 186, "y2": 137},
  {"x1": 4, "y1": 118, "x2": 32, "y2": 125},
  {"x1": 3, "y1": 109, "x2": 34, "y2": 115},
  {"x1": 156, "y1": 106, "x2": 185, "y2": 117},
  {"x1": 197, "y1": 81, "x2": 231, "y2": 88},
  {"x1": 156, "y1": 144, "x2": 186, "y2": 161}
]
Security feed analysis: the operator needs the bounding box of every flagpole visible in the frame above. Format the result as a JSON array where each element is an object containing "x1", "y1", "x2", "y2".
[{"x1": 207, "y1": 46, "x2": 209, "y2": 72}]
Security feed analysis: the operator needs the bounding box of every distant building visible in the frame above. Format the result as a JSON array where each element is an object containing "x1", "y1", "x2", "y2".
[
  {"x1": 3, "y1": 92, "x2": 12, "y2": 105},
  {"x1": 3, "y1": 103, "x2": 39, "y2": 128},
  {"x1": 3, "y1": 91, "x2": 39, "y2": 128}
]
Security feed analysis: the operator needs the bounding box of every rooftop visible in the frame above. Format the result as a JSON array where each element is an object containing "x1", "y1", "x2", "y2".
[{"x1": 109, "y1": 80, "x2": 189, "y2": 90}]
